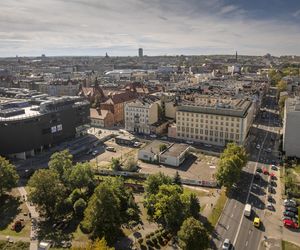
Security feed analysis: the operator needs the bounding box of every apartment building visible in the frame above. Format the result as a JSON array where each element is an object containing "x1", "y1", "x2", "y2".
[
  {"x1": 125, "y1": 98, "x2": 160, "y2": 134},
  {"x1": 283, "y1": 97, "x2": 300, "y2": 158},
  {"x1": 176, "y1": 96, "x2": 254, "y2": 146}
]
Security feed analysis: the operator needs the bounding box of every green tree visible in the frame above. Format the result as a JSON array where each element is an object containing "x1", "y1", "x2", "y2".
[
  {"x1": 81, "y1": 182, "x2": 122, "y2": 243},
  {"x1": 216, "y1": 156, "x2": 241, "y2": 189},
  {"x1": 0, "y1": 157, "x2": 19, "y2": 196},
  {"x1": 181, "y1": 192, "x2": 200, "y2": 219},
  {"x1": 69, "y1": 188, "x2": 84, "y2": 204},
  {"x1": 71, "y1": 237, "x2": 114, "y2": 250},
  {"x1": 28, "y1": 169, "x2": 67, "y2": 218},
  {"x1": 159, "y1": 144, "x2": 167, "y2": 152},
  {"x1": 152, "y1": 184, "x2": 184, "y2": 231},
  {"x1": 276, "y1": 80, "x2": 288, "y2": 93},
  {"x1": 68, "y1": 162, "x2": 95, "y2": 190},
  {"x1": 173, "y1": 171, "x2": 182, "y2": 185},
  {"x1": 48, "y1": 150, "x2": 73, "y2": 181},
  {"x1": 145, "y1": 172, "x2": 173, "y2": 196},
  {"x1": 82, "y1": 178, "x2": 140, "y2": 243},
  {"x1": 123, "y1": 157, "x2": 138, "y2": 172},
  {"x1": 73, "y1": 198, "x2": 87, "y2": 217},
  {"x1": 178, "y1": 217, "x2": 209, "y2": 250},
  {"x1": 111, "y1": 157, "x2": 121, "y2": 171}
]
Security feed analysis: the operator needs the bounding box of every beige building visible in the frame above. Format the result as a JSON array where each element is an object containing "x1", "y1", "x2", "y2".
[
  {"x1": 176, "y1": 96, "x2": 254, "y2": 146},
  {"x1": 125, "y1": 98, "x2": 160, "y2": 134},
  {"x1": 283, "y1": 97, "x2": 300, "y2": 158}
]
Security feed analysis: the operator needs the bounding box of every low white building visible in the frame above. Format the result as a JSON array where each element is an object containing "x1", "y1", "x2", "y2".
[{"x1": 138, "y1": 140, "x2": 189, "y2": 167}]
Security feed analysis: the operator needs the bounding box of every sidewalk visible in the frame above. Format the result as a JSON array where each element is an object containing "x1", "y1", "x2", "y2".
[{"x1": 18, "y1": 187, "x2": 39, "y2": 250}]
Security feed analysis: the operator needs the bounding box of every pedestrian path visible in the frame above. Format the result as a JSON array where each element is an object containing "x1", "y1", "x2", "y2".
[{"x1": 18, "y1": 187, "x2": 39, "y2": 250}]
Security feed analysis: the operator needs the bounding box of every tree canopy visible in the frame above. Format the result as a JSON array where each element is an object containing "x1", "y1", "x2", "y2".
[
  {"x1": 216, "y1": 143, "x2": 248, "y2": 189},
  {"x1": 178, "y1": 217, "x2": 209, "y2": 250},
  {"x1": 0, "y1": 157, "x2": 19, "y2": 196}
]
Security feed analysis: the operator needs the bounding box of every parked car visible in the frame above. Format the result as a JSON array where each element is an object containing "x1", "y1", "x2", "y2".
[
  {"x1": 267, "y1": 195, "x2": 273, "y2": 202},
  {"x1": 266, "y1": 148, "x2": 272, "y2": 153},
  {"x1": 149, "y1": 134, "x2": 157, "y2": 138},
  {"x1": 285, "y1": 206, "x2": 298, "y2": 213},
  {"x1": 263, "y1": 167, "x2": 269, "y2": 175},
  {"x1": 254, "y1": 173, "x2": 260, "y2": 180},
  {"x1": 283, "y1": 219, "x2": 299, "y2": 229},
  {"x1": 256, "y1": 168, "x2": 262, "y2": 173},
  {"x1": 283, "y1": 211, "x2": 298, "y2": 219},
  {"x1": 271, "y1": 165, "x2": 277, "y2": 170},
  {"x1": 185, "y1": 140, "x2": 194, "y2": 144},
  {"x1": 284, "y1": 199, "x2": 297, "y2": 206},
  {"x1": 106, "y1": 147, "x2": 116, "y2": 152},
  {"x1": 266, "y1": 203, "x2": 274, "y2": 211},
  {"x1": 222, "y1": 238, "x2": 232, "y2": 250},
  {"x1": 92, "y1": 150, "x2": 98, "y2": 156},
  {"x1": 256, "y1": 144, "x2": 261, "y2": 150}
]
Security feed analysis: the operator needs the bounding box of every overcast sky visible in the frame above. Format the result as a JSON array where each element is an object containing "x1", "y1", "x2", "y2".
[{"x1": 1, "y1": 0, "x2": 300, "y2": 57}]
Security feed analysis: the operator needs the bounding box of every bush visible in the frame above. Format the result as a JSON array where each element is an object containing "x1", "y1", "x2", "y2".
[
  {"x1": 146, "y1": 239, "x2": 152, "y2": 246},
  {"x1": 150, "y1": 232, "x2": 155, "y2": 237},
  {"x1": 140, "y1": 244, "x2": 147, "y2": 250},
  {"x1": 152, "y1": 237, "x2": 158, "y2": 245},
  {"x1": 138, "y1": 238, "x2": 143, "y2": 245},
  {"x1": 73, "y1": 198, "x2": 87, "y2": 217},
  {"x1": 146, "y1": 234, "x2": 151, "y2": 239}
]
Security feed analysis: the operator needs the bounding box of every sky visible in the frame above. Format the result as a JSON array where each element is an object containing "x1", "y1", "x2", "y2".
[{"x1": 0, "y1": 0, "x2": 300, "y2": 57}]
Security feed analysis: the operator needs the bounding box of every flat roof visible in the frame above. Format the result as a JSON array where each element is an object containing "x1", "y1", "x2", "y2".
[
  {"x1": 141, "y1": 140, "x2": 171, "y2": 155},
  {"x1": 161, "y1": 143, "x2": 189, "y2": 157}
]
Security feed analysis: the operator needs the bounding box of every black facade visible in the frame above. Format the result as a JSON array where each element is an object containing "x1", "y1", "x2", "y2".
[{"x1": 0, "y1": 102, "x2": 90, "y2": 155}]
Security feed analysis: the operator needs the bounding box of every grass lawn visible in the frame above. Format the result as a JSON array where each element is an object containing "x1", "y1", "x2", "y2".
[
  {"x1": 282, "y1": 240, "x2": 300, "y2": 250},
  {"x1": 183, "y1": 186, "x2": 213, "y2": 197},
  {"x1": 0, "y1": 240, "x2": 30, "y2": 250},
  {"x1": 207, "y1": 188, "x2": 227, "y2": 227},
  {"x1": 0, "y1": 189, "x2": 31, "y2": 239}
]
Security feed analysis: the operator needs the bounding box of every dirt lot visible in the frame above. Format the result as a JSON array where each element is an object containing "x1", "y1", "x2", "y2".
[
  {"x1": 90, "y1": 138, "x2": 141, "y2": 168},
  {"x1": 138, "y1": 152, "x2": 219, "y2": 181}
]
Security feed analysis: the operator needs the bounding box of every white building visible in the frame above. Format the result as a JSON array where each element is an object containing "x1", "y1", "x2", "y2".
[
  {"x1": 125, "y1": 98, "x2": 160, "y2": 134},
  {"x1": 176, "y1": 96, "x2": 254, "y2": 146},
  {"x1": 283, "y1": 97, "x2": 300, "y2": 158},
  {"x1": 138, "y1": 140, "x2": 189, "y2": 167}
]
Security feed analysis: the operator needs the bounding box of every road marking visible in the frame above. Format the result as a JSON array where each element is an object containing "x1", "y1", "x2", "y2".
[
  {"x1": 231, "y1": 213, "x2": 234, "y2": 218},
  {"x1": 248, "y1": 230, "x2": 252, "y2": 235},
  {"x1": 245, "y1": 241, "x2": 248, "y2": 247},
  {"x1": 234, "y1": 204, "x2": 237, "y2": 208},
  {"x1": 233, "y1": 112, "x2": 271, "y2": 247},
  {"x1": 226, "y1": 225, "x2": 230, "y2": 230}
]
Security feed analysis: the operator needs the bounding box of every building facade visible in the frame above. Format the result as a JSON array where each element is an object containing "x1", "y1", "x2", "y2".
[
  {"x1": 176, "y1": 97, "x2": 254, "y2": 146},
  {"x1": 283, "y1": 97, "x2": 300, "y2": 158},
  {"x1": 125, "y1": 98, "x2": 160, "y2": 134}
]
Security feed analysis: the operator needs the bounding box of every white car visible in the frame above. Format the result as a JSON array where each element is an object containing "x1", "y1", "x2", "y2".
[
  {"x1": 185, "y1": 140, "x2": 194, "y2": 144},
  {"x1": 266, "y1": 148, "x2": 272, "y2": 153},
  {"x1": 149, "y1": 134, "x2": 157, "y2": 138},
  {"x1": 222, "y1": 238, "x2": 231, "y2": 250},
  {"x1": 256, "y1": 144, "x2": 261, "y2": 150},
  {"x1": 284, "y1": 199, "x2": 297, "y2": 206},
  {"x1": 92, "y1": 150, "x2": 98, "y2": 156}
]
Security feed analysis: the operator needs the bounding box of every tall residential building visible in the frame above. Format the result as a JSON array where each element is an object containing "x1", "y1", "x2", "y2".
[
  {"x1": 176, "y1": 96, "x2": 254, "y2": 146},
  {"x1": 138, "y1": 48, "x2": 143, "y2": 57},
  {"x1": 283, "y1": 97, "x2": 300, "y2": 158},
  {"x1": 125, "y1": 98, "x2": 160, "y2": 134}
]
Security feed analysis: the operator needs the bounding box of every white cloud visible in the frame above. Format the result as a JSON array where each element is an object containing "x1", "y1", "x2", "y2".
[{"x1": 0, "y1": 0, "x2": 299, "y2": 56}]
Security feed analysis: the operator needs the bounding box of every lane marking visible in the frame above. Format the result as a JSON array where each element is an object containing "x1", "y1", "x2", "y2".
[
  {"x1": 231, "y1": 214, "x2": 234, "y2": 218},
  {"x1": 234, "y1": 204, "x2": 237, "y2": 208},
  {"x1": 245, "y1": 241, "x2": 248, "y2": 247},
  {"x1": 233, "y1": 105, "x2": 272, "y2": 247}
]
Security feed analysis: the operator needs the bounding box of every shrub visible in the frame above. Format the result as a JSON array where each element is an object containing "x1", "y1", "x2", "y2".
[
  {"x1": 146, "y1": 234, "x2": 151, "y2": 239},
  {"x1": 138, "y1": 238, "x2": 143, "y2": 245},
  {"x1": 150, "y1": 232, "x2": 155, "y2": 237}
]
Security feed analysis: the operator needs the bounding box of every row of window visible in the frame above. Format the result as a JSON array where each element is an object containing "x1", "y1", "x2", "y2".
[
  {"x1": 177, "y1": 133, "x2": 240, "y2": 141},
  {"x1": 177, "y1": 120, "x2": 240, "y2": 127},
  {"x1": 177, "y1": 112, "x2": 238, "y2": 121},
  {"x1": 178, "y1": 126, "x2": 239, "y2": 133}
]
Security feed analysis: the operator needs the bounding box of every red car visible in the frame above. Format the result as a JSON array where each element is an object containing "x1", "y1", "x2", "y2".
[
  {"x1": 283, "y1": 219, "x2": 299, "y2": 229},
  {"x1": 270, "y1": 173, "x2": 276, "y2": 179},
  {"x1": 263, "y1": 167, "x2": 269, "y2": 175}
]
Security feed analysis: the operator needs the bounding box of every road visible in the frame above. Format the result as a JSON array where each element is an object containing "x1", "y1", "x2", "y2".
[{"x1": 212, "y1": 89, "x2": 282, "y2": 250}]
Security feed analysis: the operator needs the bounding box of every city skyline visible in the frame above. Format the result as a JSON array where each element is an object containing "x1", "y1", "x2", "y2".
[{"x1": 0, "y1": 0, "x2": 300, "y2": 57}]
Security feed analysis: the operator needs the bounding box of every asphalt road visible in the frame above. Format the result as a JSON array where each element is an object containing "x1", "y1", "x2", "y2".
[{"x1": 212, "y1": 91, "x2": 281, "y2": 250}]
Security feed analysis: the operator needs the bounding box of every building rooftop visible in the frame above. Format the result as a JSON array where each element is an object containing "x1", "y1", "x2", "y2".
[
  {"x1": 161, "y1": 143, "x2": 190, "y2": 157},
  {"x1": 141, "y1": 140, "x2": 171, "y2": 155},
  {"x1": 286, "y1": 97, "x2": 300, "y2": 112},
  {"x1": 178, "y1": 96, "x2": 252, "y2": 118}
]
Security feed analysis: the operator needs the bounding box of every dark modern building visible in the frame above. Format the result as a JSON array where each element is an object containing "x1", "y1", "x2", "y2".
[{"x1": 0, "y1": 88, "x2": 90, "y2": 159}]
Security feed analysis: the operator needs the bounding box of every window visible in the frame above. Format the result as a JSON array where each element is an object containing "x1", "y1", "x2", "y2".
[
  {"x1": 210, "y1": 131, "x2": 213, "y2": 136},
  {"x1": 236, "y1": 134, "x2": 239, "y2": 140},
  {"x1": 220, "y1": 132, "x2": 223, "y2": 137},
  {"x1": 205, "y1": 130, "x2": 208, "y2": 135}
]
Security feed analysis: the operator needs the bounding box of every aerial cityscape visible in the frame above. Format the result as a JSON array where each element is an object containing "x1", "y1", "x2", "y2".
[{"x1": 0, "y1": 1, "x2": 300, "y2": 250}]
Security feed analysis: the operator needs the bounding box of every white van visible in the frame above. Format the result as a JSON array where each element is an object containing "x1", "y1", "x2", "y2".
[{"x1": 244, "y1": 204, "x2": 252, "y2": 217}]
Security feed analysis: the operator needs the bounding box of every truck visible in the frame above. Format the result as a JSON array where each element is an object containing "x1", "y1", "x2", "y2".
[{"x1": 244, "y1": 204, "x2": 252, "y2": 217}]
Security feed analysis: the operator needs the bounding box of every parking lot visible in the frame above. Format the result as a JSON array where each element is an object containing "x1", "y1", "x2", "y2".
[{"x1": 138, "y1": 152, "x2": 219, "y2": 182}]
